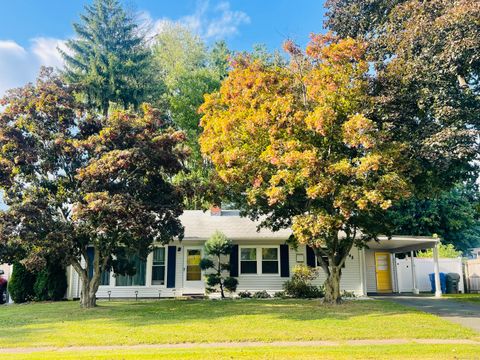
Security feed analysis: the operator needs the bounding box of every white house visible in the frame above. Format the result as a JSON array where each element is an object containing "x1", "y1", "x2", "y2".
[{"x1": 66, "y1": 209, "x2": 443, "y2": 299}]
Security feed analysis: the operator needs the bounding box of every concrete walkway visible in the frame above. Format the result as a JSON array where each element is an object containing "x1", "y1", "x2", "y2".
[{"x1": 377, "y1": 296, "x2": 480, "y2": 332}]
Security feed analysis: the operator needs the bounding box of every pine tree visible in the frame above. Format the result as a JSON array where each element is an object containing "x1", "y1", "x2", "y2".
[{"x1": 61, "y1": 0, "x2": 151, "y2": 115}]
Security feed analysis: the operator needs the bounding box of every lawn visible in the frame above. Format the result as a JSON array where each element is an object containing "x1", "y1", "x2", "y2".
[
  {"x1": 444, "y1": 293, "x2": 480, "y2": 304},
  {"x1": 0, "y1": 299, "x2": 477, "y2": 350},
  {"x1": 4, "y1": 344, "x2": 480, "y2": 360}
]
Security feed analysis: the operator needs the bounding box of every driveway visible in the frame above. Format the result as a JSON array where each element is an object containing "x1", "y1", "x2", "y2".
[{"x1": 376, "y1": 295, "x2": 480, "y2": 333}]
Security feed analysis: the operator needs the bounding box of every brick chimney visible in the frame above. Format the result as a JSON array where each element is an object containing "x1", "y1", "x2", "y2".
[{"x1": 210, "y1": 205, "x2": 221, "y2": 216}]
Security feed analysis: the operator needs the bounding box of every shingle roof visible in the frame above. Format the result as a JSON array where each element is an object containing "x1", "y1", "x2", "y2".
[{"x1": 179, "y1": 210, "x2": 292, "y2": 240}]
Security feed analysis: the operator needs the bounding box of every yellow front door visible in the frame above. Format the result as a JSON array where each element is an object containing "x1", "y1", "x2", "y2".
[
  {"x1": 375, "y1": 252, "x2": 392, "y2": 292},
  {"x1": 186, "y1": 249, "x2": 202, "y2": 281}
]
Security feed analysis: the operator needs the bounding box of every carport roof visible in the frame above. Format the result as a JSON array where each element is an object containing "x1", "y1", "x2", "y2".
[{"x1": 367, "y1": 236, "x2": 438, "y2": 253}]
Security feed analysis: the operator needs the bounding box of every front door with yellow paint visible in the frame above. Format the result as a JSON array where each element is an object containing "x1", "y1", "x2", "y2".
[
  {"x1": 375, "y1": 252, "x2": 392, "y2": 292},
  {"x1": 184, "y1": 247, "x2": 204, "y2": 294}
]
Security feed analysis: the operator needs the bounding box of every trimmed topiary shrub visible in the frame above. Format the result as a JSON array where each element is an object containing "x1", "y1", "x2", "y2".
[
  {"x1": 200, "y1": 231, "x2": 238, "y2": 298},
  {"x1": 34, "y1": 263, "x2": 67, "y2": 301},
  {"x1": 8, "y1": 262, "x2": 36, "y2": 303}
]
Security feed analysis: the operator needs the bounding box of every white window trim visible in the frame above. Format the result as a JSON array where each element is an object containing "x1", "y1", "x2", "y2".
[
  {"x1": 99, "y1": 246, "x2": 168, "y2": 288},
  {"x1": 239, "y1": 245, "x2": 280, "y2": 276},
  {"x1": 150, "y1": 246, "x2": 168, "y2": 287}
]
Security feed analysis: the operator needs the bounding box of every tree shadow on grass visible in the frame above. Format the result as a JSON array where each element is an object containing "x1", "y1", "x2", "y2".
[{"x1": 0, "y1": 299, "x2": 468, "y2": 347}]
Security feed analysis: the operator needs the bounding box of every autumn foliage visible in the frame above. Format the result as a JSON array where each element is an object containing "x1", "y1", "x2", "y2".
[
  {"x1": 200, "y1": 34, "x2": 410, "y2": 303},
  {"x1": 0, "y1": 69, "x2": 187, "y2": 307}
]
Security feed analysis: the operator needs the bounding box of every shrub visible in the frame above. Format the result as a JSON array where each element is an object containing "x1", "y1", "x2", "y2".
[
  {"x1": 253, "y1": 290, "x2": 271, "y2": 298},
  {"x1": 341, "y1": 290, "x2": 356, "y2": 299},
  {"x1": 273, "y1": 291, "x2": 287, "y2": 298},
  {"x1": 8, "y1": 262, "x2": 36, "y2": 303},
  {"x1": 238, "y1": 290, "x2": 252, "y2": 298},
  {"x1": 417, "y1": 243, "x2": 462, "y2": 258},
  {"x1": 283, "y1": 264, "x2": 324, "y2": 298},
  {"x1": 34, "y1": 263, "x2": 67, "y2": 301}
]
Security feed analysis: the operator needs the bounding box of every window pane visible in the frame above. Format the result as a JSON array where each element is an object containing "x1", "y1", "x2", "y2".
[
  {"x1": 153, "y1": 248, "x2": 165, "y2": 264},
  {"x1": 262, "y1": 261, "x2": 279, "y2": 274},
  {"x1": 241, "y1": 248, "x2": 256, "y2": 261},
  {"x1": 262, "y1": 248, "x2": 278, "y2": 260},
  {"x1": 100, "y1": 270, "x2": 110, "y2": 286},
  {"x1": 186, "y1": 249, "x2": 201, "y2": 281},
  {"x1": 116, "y1": 255, "x2": 146, "y2": 286},
  {"x1": 152, "y1": 266, "x2": 165, "y2": 285},
  {"x1": 241, "y1": 261, "x2": 257, "y2": 274}
]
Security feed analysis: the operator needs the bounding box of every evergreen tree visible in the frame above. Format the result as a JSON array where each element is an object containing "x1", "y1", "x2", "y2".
[
  {"x1": 61, "y1": 0, "x2": 152, "y2": 115},
  {"x1": 8, "y1": 263, "x2": 36, "y2": 303},
  {"x1": 199, "y1": 231, "x2": 238, "y2": 298}
]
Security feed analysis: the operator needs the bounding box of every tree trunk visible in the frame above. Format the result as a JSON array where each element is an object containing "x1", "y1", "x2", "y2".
[
  {"x1": 218, "y1": 255, "x2": 225, "y2": 299},
  {"x1": 323, "y1": 266, "x2": 342, "y2": 304},
  {"x1": 71, "y1": 247, "x2": 104, "y2": 309},
  {"x1": 80, "y1": 277, "x2": 98, "y2": 308}
]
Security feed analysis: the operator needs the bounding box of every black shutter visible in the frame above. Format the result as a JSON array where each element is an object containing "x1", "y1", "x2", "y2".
[
  {"x1": 280, "y1": 244, "x2": 290, "y2": 277},
  {"x1": 86, "y1": 246, "x2": 94, "y2": 279},
  {"x1": 306, "y1": 246, "x2": 316, "y2": 267},
  {"x1": 230, "y1": 244, "x2": 239, "y2": 277},
  {"x1": 167, "y1": 246, "x2": 176, "y2": 288}
]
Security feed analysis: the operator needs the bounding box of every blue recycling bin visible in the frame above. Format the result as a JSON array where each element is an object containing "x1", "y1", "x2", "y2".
[{"x1": 429, "y1": 272, "x2": 447, "y2": 293}]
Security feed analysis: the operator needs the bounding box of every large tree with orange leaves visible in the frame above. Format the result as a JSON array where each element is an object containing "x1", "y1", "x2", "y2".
[{"x1": 200, "y1": 34, "x2": 411, "y2": 303}]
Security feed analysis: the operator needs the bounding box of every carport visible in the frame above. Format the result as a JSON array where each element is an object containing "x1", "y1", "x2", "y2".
[{"x1": 366, "y1": 236, "x2": 442, "y2": 297}]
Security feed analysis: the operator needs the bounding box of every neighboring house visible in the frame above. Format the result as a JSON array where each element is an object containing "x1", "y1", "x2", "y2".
[{"x1": 66, "y1": 209, "x2": 440, "y2": 299}]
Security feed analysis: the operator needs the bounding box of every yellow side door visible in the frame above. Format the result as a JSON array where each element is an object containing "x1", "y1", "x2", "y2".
[{"x1": 375, "y1": 252, "x2": 392, "y2": 292}]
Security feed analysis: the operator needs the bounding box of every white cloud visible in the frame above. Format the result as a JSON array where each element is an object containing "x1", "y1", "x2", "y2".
[
  {"x1": 0, "y1": 40, "x2": 27, "y2": 55},
  {"x1": 31, "y1": 37, "x2": 67, "y2": 69},
  {"x1": 145, "y1": 0, "x2": 250, "y2": 41},
  {"x1": 0, "y1": 37, "x2": 65, "y2": 97}
]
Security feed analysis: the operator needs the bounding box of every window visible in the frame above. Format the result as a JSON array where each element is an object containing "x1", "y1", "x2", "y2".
[
  {"x1": 86, "y1": 246, "x2": 110, "y2": 286},
  {"x1": 240, "y1": 246, "x2": 280, "y2": 275},
  {"x1": 240, "y1": 248, "x2": 257, "y2": 274},
  {"x1": 151, "y1": 248, "x2": 166, "y2": 285},
  {"x1": 262, "y1": 248, "x2": 279, "y2": 274},
  {"x1": 115, "y1": 254, "x2": 146, "y2": 286}
]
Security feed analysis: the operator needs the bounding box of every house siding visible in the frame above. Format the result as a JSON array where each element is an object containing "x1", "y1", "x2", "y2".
[
  {"x1": 365, "y1": 249, "x2": 377, "y2": 293},
  {"x1": 309, "y1": 246, "x2": 364, "y2": 295},
  {"x1": 67, "y1": 239, "x2": 367, "y2": 298}
]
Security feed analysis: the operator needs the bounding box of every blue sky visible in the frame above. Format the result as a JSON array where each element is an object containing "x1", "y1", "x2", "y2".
[{"x1": 0, "y1": 0, "x2": 327, "y2": 96}]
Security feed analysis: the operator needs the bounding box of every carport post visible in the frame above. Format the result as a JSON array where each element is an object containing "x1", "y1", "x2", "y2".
[
  {"x1": 433, "y1": 242, "x2": 442, "y2": 297},
  {"x1": 410, "y1": 251, "x2": 419, "y2": 294}
]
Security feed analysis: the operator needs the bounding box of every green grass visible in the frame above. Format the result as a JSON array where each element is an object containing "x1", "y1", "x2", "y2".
[
  {"x1": 0, "y1": 299, "x2": 477, "y2": 348},
  {"x1": 444, "y1": 293, "x2": 480, "y2": 304},
  {"x1": 4, "y1": 345, "x2": 480, "y2": 360}
]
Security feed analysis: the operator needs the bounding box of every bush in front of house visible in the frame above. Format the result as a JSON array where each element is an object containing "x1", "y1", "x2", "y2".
[
  {"x1": 238, "y1": 290, "x2": 252, "y2": 298},
  {"x1": 33, "y1": 263, "x2": 67, "y2": 301},
  {"x1": 8, "y1": 262, "x2": 36, "y2": 303},
  {"x1": 283, "y1": 264, "x2": 324, "y2": 298},
  {"x1": 200, "y1": 231, "x2": 238, "y2": 298},
  {"x1": 253, "y1": 290, "x2": 271, "y2": 298}
]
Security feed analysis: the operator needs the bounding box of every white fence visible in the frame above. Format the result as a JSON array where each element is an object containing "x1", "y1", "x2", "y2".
[
  {"x1": 465, "y1": 259, "x2": 480, "y2": 293},
  {"x1": 396, "y1": 257, "x2": 464, "y2": 293}
]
